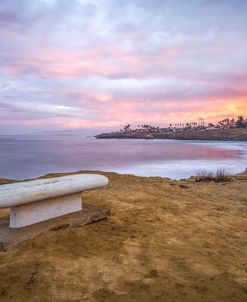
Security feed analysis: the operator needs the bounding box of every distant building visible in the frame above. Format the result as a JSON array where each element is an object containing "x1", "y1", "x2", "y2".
[{"x1": 206, "y1": 126, "x2": 217, "y2": 130}]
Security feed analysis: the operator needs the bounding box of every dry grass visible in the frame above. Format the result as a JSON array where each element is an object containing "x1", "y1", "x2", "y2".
[{"x1": 195, "y1": 169, "x2": 232, "y2": 183}]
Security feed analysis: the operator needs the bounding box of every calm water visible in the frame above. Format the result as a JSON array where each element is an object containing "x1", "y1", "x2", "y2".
[{"x1": 0, "y1": 134, "x2": 246, "y2": 180}]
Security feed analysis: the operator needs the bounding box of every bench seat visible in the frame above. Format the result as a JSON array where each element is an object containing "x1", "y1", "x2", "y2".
[{"x1": 0, "y1": 174, "x2": 108, "y2": 228}]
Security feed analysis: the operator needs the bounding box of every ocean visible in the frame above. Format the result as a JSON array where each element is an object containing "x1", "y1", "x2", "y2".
[{"x1": 0, "y1": 133, "x2": 246, "y2": 180}]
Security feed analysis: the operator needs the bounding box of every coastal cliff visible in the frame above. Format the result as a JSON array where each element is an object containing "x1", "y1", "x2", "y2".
[
  {"x1": 96, "y1": 128, "x2": 247, "y2": 141},
  {"x1": 0, "y1": 170, "x2": 247, "y2": 301}
]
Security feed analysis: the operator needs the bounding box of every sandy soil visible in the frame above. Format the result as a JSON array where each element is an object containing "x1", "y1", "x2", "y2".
[{"x1": 0, "y1": 170, "x2": 247, "y2": 301}]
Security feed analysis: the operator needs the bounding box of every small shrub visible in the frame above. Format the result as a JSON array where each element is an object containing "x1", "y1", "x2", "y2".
[{"x1": 195, "y1": 169, "x2": 231, "y2": 183}]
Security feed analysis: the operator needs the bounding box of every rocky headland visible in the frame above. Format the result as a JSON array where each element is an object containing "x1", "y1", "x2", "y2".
[{"x1": 96, "y1": 128, "x2": 247, "y2": 141}]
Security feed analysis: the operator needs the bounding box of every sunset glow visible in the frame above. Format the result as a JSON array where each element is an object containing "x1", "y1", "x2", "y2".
[{"x1": 0, "y1": 0, "x2": 247, "y2": 134}]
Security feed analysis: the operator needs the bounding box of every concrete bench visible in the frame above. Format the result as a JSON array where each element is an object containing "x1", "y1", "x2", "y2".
[{"x1": 0, "y1": 174, "x2": 108, "y2": 228}]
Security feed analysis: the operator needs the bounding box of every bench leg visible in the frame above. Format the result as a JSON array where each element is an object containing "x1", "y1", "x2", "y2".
[{"x1": 9, "y1": 193, "x2": 82, "y2": 228}]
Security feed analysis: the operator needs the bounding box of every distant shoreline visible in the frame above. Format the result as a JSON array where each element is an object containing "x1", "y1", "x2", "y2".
[{"x1": 95, "y1": 128, "x2": 247, "y2": 141}]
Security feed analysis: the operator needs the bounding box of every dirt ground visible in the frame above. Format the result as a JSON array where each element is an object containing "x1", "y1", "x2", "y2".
[{"x1": 0, "y1": 170, "x2": 247, "y2": 302}]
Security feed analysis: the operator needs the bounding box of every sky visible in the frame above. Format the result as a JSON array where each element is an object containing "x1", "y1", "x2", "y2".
[{"x1": 0, "y1": 0, "x2": 247, "y2": 134}]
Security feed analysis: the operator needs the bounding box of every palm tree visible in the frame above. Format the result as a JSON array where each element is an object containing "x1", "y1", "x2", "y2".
[
  {"x1": 236, "y1": 116, "x2": 244, "y2": 128},
  {"x1": 123, "y1": 124, "x2": 131, "y2": 132}
]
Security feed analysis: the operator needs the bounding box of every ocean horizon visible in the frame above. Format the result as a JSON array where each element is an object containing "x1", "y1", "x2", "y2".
[{"x1": 0, "y1": 133, "x2": 246, "y2": 180}]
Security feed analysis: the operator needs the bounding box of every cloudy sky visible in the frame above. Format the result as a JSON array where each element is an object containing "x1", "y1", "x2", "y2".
[{"x1": 0, "y1": 0, "x2": 247, "y2": 134}]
